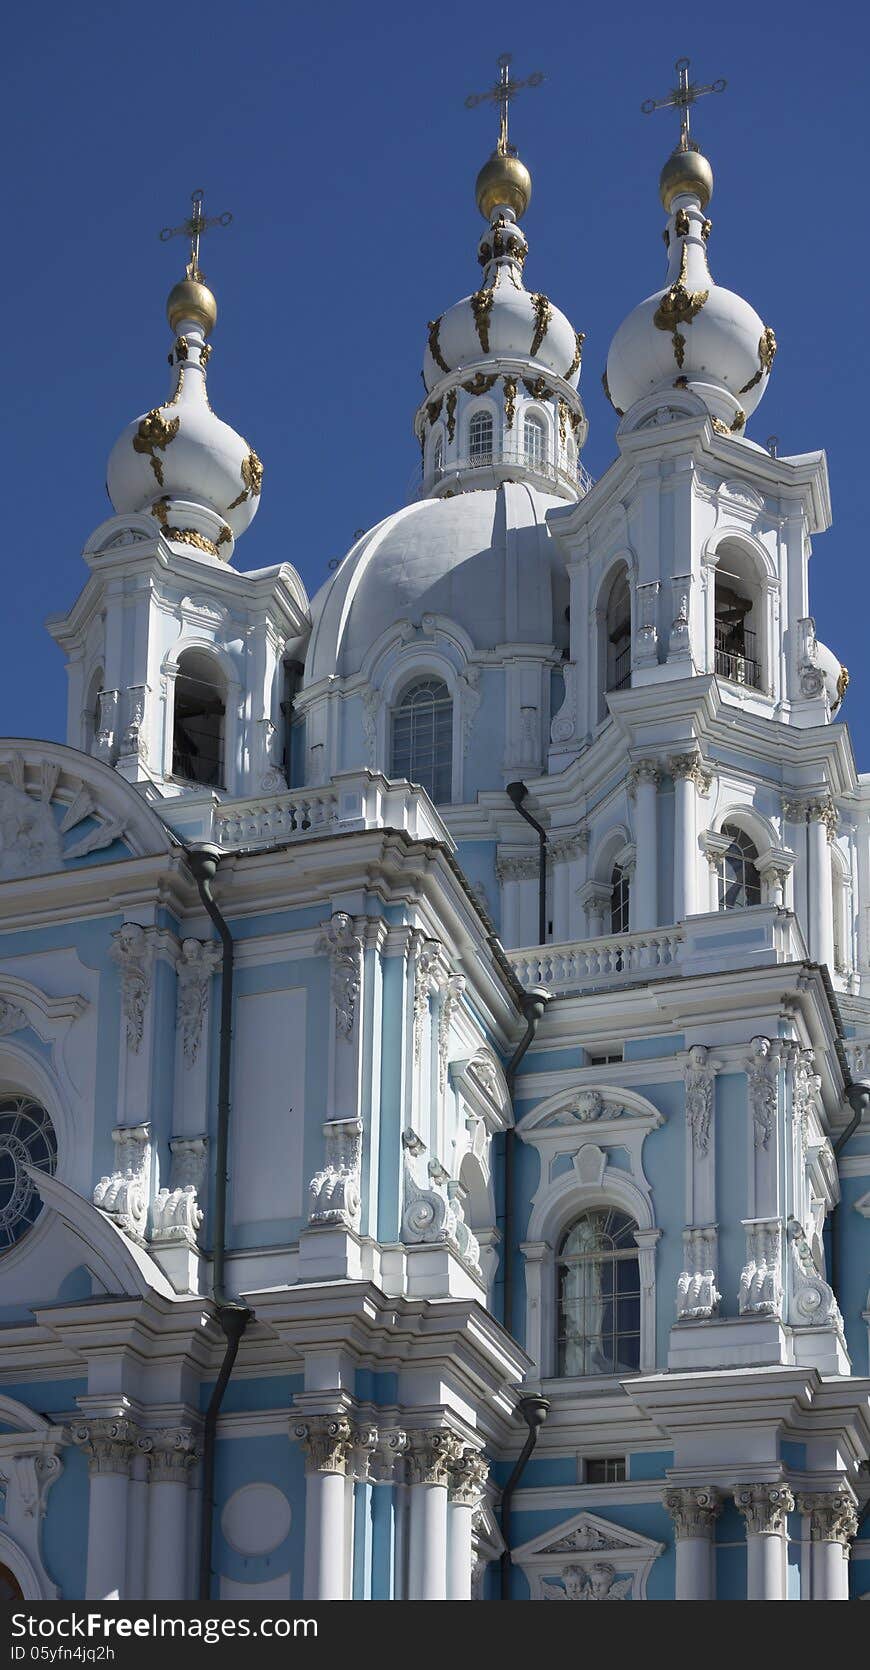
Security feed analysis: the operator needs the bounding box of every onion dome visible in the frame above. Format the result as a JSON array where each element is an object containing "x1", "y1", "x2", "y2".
[
  {"x1": 107, "y1": 231, "x2": 262, "y2": 563},
  {"x1": 416, "y1": 144, "x2": 588, "y2": 502},
  {"x1": 605, "y1": 141, "x2": 777, "y2": 434}
]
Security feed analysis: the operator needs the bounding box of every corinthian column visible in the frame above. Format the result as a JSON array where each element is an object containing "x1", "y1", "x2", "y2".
[
  {"x1": 71, "y1": 1415, "x2": 139, "y2": 1600},
  {"x1": 669, "y1": 754, "x2": 710, "y2": 921},
  {"x1": 798, "y1": 1490, "x2": 858, "y2": 1600},
  {"x1": 406, "y1": 1430, "x2": 459, "y2": 1600},
  {"x1": 447, "y1": 1448, "x2": 488, "y2": 1600},
  {"x1": 143, "y1": 1427, "x2": 199, "y2": 1600},
  {"x1": 734, "y1": 1483, "x2": 794, "y2": 1600},
  {"x1": 628, "y1": 761, "x2": 660, "y2": 929},
  {"x1": 294, "y1": 1415, "x2": 354, "y2": 1600},
  {"x1": 664, "y1": 1487, "x2": 721, "y2": 1599},
  {"x1": 805, "y1": 797, "x2": 837, "y2": 971}
]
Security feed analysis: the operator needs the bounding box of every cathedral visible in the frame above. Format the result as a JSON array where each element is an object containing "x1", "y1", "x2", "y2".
[{"x1": 1, "y1": 54, "x2": 869, "y2": 1604}]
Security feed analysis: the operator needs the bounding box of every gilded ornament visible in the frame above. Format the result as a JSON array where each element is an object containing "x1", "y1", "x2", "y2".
[
  {"x1": 701, "y1": 218, "x2": 712, "y2": 240},
  {"x1": 837, "y1": 665, "x2": 850, "y2": 703},
  {"x1": 653, "y1": 243, "x2": 709, "y2": 354},
  {"x1": 227, "y1": 449, "x2": 264, "y2": 511},
  {"x1": 601, "y1": 369, "x2": 624, "y2": 417},
  {"x1": 446, "y1": 388, "x2": 457, "y2": 443},
  {"x1": 174, "y1": 336, "x2": 189, "y2": 361},
  {"x1": 529, "y1": 292, "x2": 552, "y2": 357},
  {"x1": 150, "y1": 496, "x2": 170, "y2": 526},
  {"x1": 739, "y1": 326, "x2": 777, "y2": 395},
  {"x1": 731, "y1": 408, "x2": 746, "y2": 431},
  {"x1": 564, "y1": 331, "x2": 585, "y2": 380},
  {"x1": 168, "y1": 527, "x2": 220, "y2": 557},
  {"x1": 132, "y1": 408, "x2": 180, "y2": 487},
  {"x1": 426, "y1": 395, "x2": 444, "y2": 427},
  {"x1": 199, "y1": 342, "x2": 212, "y2": 367},
  {"x1": 427, "y1": 317, "x2": 451, "y2": 376},
  {"x1": 478, "y1": 240, "x2": 493, "y2": 267},
  {"x1": 672, "y1": 330, "x2": 687, "y2": 368},
  {"x1": 674, "y1": 207, "x2": 690, "y2": 237},
  {"x1": 569, "y1": 408, "x2": 584, "y2": 435},
  {"x1": 470, "y1": 288, "x2": 495, "y2": 354},
  {"x1": 167, "y1": 363, "x2": 185, "y2": 406},
  {"x1": 461, "y1": 372, "x2": 498, "y2": 396},
  {"x1": 503, "y1": 375, "x2": 517, "y2": 429},
  {"x1": 216, "y1": 525, "x2": 232, "y2": 549},
  {"x1": 558, "y1": 398, "x2": 568, "y2": 446},
  {"x1": 522, "y1": 376, "x2": 549, "y2": 400}
]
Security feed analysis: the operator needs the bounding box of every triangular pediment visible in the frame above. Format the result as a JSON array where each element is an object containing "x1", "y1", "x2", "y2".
[{"x1": 513, "y1": 1509, "x2": 661, "y2": 1562}]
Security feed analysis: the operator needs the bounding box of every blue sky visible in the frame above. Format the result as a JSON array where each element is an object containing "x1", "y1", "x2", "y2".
[{"x1": 4, "y1": 1, "x2": 869, "y2": 759}]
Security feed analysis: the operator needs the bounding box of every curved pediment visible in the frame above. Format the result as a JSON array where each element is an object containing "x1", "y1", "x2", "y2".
[
  {"x1": 30, "y1": 1172, "x2": 176, "y2": 1301},
  {"x1": 518, "y1": 1083, "x2": 665, "y2": 1135},
  {"x1": 0, "y1": 742, "x2": 174, "y2": 880}
]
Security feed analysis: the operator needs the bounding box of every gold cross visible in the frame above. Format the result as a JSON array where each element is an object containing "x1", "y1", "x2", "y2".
[
  {"x1": 159, "y1": 189, "x2": 233, "y2": 280},
  {"x1": 641, "y1": 57, "x2": 726, "y2": 150},
  {"x1": 465, "y1": 52, "x2": 544, "y2": 156}
]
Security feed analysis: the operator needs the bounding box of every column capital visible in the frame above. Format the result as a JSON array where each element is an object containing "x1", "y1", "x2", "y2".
[
  {"x1": 734, "y1": 1482, "x2": 794, "y2": 1535},
  {"x1": 71, "y1": 1416, "x2": 140, "y2": 1477},
  {"x1": 797, "y1": 1490, "x2": 858, "y2": 1545},
  {"x1": 141, "y1": 1426, "x2": 200, "y2": 1482},
  {"x1": 627, "y1": 759, "x2": 661, "y2": 795},
  {"x1": 405, "y1": 1428, "x2": 462, "y2": 1488},
  {"x1": 668, "y1": 752, "x2": 713, "y2": 794},
  {"x1": 449, "y1": 1447, "x2": 489, "y2": 1507},
  {"x1": 663, "y1": 1485, "x2": 722, "y2": 1538},
  {"x1": 293, "y1": 1414, "x2": 355, "y2": 1476}
]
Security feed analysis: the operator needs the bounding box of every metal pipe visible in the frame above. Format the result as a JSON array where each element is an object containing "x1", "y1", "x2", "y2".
[
  {"x1": 186, "y1": 844, "x2": 251, "y2": 1602},
  {"x1": 499, "y1": 1394, "x2": 550, "y2": 1599},
  {"x1": 503, "y1": 987, "x2": 550, "y2": 1340},
  {"x1": 506, "y1": 782, "x2": 547, "y2": 946},
  {"x1": 829, "y1": 1080, "x2": 869, "y2": 1302}
]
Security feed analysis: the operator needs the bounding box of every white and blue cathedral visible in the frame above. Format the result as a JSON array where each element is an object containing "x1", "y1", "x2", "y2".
[{"x1": 1, "y1": 58, "x2": 869, "y2": 1604}]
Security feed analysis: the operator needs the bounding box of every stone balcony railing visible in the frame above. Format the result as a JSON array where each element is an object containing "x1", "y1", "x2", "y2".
[
  {"x1": 508, "y1": 906, "x2": 809, "y2": 996},
  {"x1": 161, "y1": 769, "x2": 456, "y2": 853}
]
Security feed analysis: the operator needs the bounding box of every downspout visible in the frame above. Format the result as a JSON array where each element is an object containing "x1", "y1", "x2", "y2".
[
  {"x1": 506, "y1": 782, "x2": 547, "y2": 946},
  {"x1": 186, "y1": 845, "x2": 252, "y2": 1602},
  {"x1": 499, "y1": 986, "x2": 550, "y2": 1599},
  {"x1": 280, "y1": 658, "x2": 304, "y2": 787},
  {"x1": 499, "y1": 1394, "x2": 550, "y2": 1600},
  {"x1": 829, "y1": 1079, "x2": 870, "y2": 1304}
]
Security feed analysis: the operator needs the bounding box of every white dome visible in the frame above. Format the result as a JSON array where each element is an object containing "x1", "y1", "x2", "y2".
[
  {"x1": 606, "y1": 184, "x2": 776, "y2": 432},
  {"x1": 107, "y1": 312, "x2": 262, "y2": 562},
  {"x1": 306, "y1": 482, "x2": 569, "y2": 684}
]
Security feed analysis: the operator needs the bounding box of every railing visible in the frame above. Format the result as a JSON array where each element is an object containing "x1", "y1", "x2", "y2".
[
  {"x1": 608, "y1": 645, "x2": 632, "y2": 693},
  {"x1": 416, "y1": 448, "x2": 594, "y2": 501},
  {"x1": 714, "y1": 623, "x2": 761, "y2": 690},
  {"x1": 215, "y1": 789, "x2": 340, "y2": 846},
  {"x1": 509, "y1": 928, "x2": 686, "y2": 992}
]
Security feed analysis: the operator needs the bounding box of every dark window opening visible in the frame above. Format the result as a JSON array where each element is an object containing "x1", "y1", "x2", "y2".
[
  {"x1": 585, "y1": 1456, "x2": 627, "y2": 1484},
  {"x1": 172, "y1": 653, "x2": 226, "y2": 788}
]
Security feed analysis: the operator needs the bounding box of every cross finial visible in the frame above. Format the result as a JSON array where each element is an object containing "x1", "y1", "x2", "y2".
[
  {"x1": 641, "y1": 57, "x2": 726, "y2": 151},
  {"x1": 159, "y1": 190, "x2": 233, "y2": 280},
  {"x1": 465, "y1": 52, "x2": 544, "y2": 157}
]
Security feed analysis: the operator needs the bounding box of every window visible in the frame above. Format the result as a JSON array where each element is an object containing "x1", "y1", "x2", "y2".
[
  {"x1": 84, "y1": 668, "x2": 104, "y2": 754},
  {"x1": 585, "y1": 1456, "x2": 627, "y2": 1484},
  {"x1": 610, "y1": 864, "x2": 630, "y2": 935},
  {"x1": 0, "y1": 1095, "x2": 58, "y2": 1253},
  {"x1": 469, "y1": 409, "x2": 493, "y2": 465},
  {"x1": 605, "y1": 570, "x2": 632, "y2": 694},
  {"x1": 557, "y1": 1208, "x2": 641, "y2": 1376},
  {"x1": 524, "y1": 413, "x2": 547, "y2": 470},
  {"x1": 717, "y1": 823, "x2": 762, "y2": 910},
  {"x1": 172, "y1": 650, "x2": 226, "y2": 787},
  {"x1": 391, "y1": 678, "x2": 453, "y2": 803},
  {"x1": 586, "y1": 1049, "x2": 624, "y2": 1066},
  {"x1": 432, "y1": 429, "x2": 444, "y2": 477},
  {"x1": 713, "y1": 547, "x2": 762, "y2": 690}
]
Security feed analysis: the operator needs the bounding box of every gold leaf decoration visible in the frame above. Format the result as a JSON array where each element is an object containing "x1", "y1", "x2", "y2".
[
  {"x1": 653, "y1": 245, "x2": 708, "y2": 352},
  {"x1": 558, "y1": 399, "x2": 568, "y2": 446},
  {"x1": 427, "y1": 316, "x2": 451, "y2": 375},
  {"x1": 759, "y1": 326, "x2": 777, "y2": 372},
  {"x1": 446, "y1": 388, "x2": 457, "y2": 443},
  {"x1": 701, "y1": 218, "x2": 712, "y2": 241},
  {"x1": 564, "y1": 331, "x2": 585, "y2": 380},
  {"x1": 426, "y1": 395, "x2": 444, "y2": 426},
  {"x1": 522, "y1": 376, "x2": 549, "y2": 400},
  {"x1": 132, "y1": 409, "x2": 180, "y2": 486},
  {"x1": 461, "y1": 372, "x2": 498, "y2": 396},
  {"x1": 601, "y1": 369, "x2": 624, "y2": 417},
  {"x1": 529, "y1": 292, "x2": 552, "y2": 358},
  {"x1": 470, "y1": 289, "x2": 495, "y2": 354},
  {"x1": 674, "y1": 208, "x2": 690, "y2": 237},
  {"x1": 227, "y1": 449, "x2": 264, "y2": 511},
  {"x1": 503, "y1": 376, "x2": 518, "y2": 430}
]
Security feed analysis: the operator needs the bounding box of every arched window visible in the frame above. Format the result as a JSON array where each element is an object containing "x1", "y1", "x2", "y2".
[
  {"x1": 469, "y1": 409, "x2": 493, "y2": 466},
  {"x1": 524, "y1": 412, "x2": 546, "y2": 470},
  {"x1": 432, "y1": 429, "x2": 444, "y2": 478},
  {"x1": 0, "y1": 1095, "x2": 58, "y2": 1254},
  {"x1": 610, "y1": 864, "x2": 630, "y2": 935},
  {"x1": 83, "y1": 668, "x2": 104, "y2": 754},
  {"x1": 172, "y1": 650, "x2": 226, "y2": 788},
  {"x1": 713, "y1": 545, "x2": 763, "y2": 690},
  {"x1": 605, "y1": 569, "x2": 632, "y2": 695},
  {"x1": 390, "y1": 678, "x2": 453, "y2": 803},
  {"x1": 557, "y1": 1208, "x2": 640, "y2": 1376},
  {"x1": 718, "y1": 822, "x2": 762, "y2": 910}
]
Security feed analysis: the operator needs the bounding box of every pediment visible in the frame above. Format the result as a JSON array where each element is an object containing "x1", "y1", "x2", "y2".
[
  {"x1": 514, "y1": 1509, "x2": 661, "y2": 1562},
  {"x1": 0, "y1": 743, "x2": 173, "y2": 880},
  {"x1": 512, "y1": 1510, "x2": 664, "y2": 1601},
  {"x1": 716, "y1": 478, "x2": 765, "y2": 514},
  {"x1": 30, "y1": 1172, "x2": 176, "y2": 1301},
  {"x1": 519, "y1": 1083, "x2": 665, "y2": 1135}
]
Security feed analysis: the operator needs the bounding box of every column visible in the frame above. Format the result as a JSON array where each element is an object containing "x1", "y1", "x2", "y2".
[
  {"x1": 629, "y1": 762, "x2": 659, "y2": 930},
  {"x1": 144, "y1": 1427, "x2": 199, "y2": 1600},
  {"x1": 806, "y1": 799, "x2": 836, "y2": 971},
  {"x1": 734, "y1": 1483, "x2": 794, "y2": 1600},
  {"x1": 664, "y1": 1486, "x2": 721, "y2": 1599},
  {"x1": 669, "y1": 754, "x2": 707, "y2": 921},
  {"x1": 72, "y1": 1416, "x2": 138, "y2": 1600},
  {"x1": 447, "y1": 1448, "x2": 488, "y2": 1601},
  {"x1": 578, "y1": 881, "x2": 611, "y2": 940},
  {"x1": 294, "y1": 1415, "x2": 354, "y2": 1600},
  {"x1": 406, "y1": 1430, "x2": 457, "y2": 1600},
  {"x1": 798, "y1": 1491, "x2": 858, "y2": 1600}
]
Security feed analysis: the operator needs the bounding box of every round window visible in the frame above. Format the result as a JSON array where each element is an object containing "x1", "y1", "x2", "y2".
[{"x1": 0, "y1": 1096, "x2": 57, "y2": 1253}]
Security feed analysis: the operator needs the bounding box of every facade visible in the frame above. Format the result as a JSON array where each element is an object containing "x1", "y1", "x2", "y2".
[{"x1": 1, "y1": 64, "x2": 869, "y2": 1605}]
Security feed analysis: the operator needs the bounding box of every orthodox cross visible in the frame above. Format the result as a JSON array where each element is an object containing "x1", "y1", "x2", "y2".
[
  {"x1": 465, "y1": 52, "x2": 544, "y2": 156},
  {"x1": 641, "y1": 57, "x2": 726, "y2": 150},
  {"x1": 159, "y1": 189, "x2": 233, "y2": 278}
]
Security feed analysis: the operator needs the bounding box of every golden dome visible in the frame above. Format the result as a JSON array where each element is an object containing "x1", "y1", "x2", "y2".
[
  {"x1": 166, "y1": 273, "x2": 218, "y2": 337},
  {"x1": 659, "y1": 146, "x2": 714, "y2": 212},
  {"x1": 476, "y1": 150, "x2": 532, "y2": 221}
]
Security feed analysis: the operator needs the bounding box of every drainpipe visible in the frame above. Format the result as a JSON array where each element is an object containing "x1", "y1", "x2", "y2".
[
  {"x1": 186, "y1": 845, "x2": 251, "y2": 1602},
  {"x1": 503, "y1": 986, "x2": 550, "y2": 1340},
  {"x1": 829, "y1": 1080, "x2": 870, "y2": 1303},
  {"x1": 499, "y1": 1394, "x2": 550, "y2": 1599},
  {"x1": 280, "y1": 659, "x2": 304, "y2": 787},
  {"x1": 506, "y1": 782, "x2": 547, "y2": 946}
]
